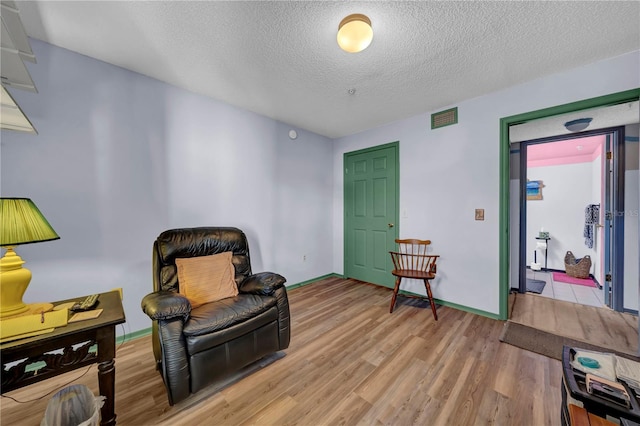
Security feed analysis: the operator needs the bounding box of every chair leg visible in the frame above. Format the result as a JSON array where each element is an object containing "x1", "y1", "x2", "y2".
[
  {"x1": 424, "y1": 279, "x2": 438, "y2": 321},
  {"x1": 390, "y1": 276, "x2": 402, "y2": 313}
]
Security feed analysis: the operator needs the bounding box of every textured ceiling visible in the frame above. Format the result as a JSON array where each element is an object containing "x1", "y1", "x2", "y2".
[{"x1": 15, "y1": 1, "x2": 640, "y2": 139}]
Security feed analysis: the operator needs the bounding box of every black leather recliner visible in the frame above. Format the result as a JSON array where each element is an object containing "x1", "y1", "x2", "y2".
[{"x1": 141, "y1": 227, "x2": 290, "y2": 405}]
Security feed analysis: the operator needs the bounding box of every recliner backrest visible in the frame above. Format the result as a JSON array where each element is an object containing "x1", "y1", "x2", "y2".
[{"x1": 153, "y1": 227, "x2": 252, "y2": 292}]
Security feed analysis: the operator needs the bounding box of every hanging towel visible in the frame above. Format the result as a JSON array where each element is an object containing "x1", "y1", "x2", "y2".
[{"x1": 584, "y1": 204, "x2": 600, "y2": 248}]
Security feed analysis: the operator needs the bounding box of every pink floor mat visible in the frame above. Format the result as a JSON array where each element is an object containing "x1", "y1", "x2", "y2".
[{"x1": 552, "y1": 271, "x2": 596, "y2": 287}]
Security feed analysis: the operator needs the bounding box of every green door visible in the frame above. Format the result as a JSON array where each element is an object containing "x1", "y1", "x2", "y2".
[{"x1": 344, "y1": 142, "x2": 399, "y2": 288}]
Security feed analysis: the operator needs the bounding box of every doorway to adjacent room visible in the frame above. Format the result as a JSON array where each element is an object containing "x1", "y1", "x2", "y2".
[
  {"x1": 516, "y1": 126, "x2": 637, "y2": 313},
  {"x1": 500, "y1": 90, "x2": 640, "y2": 358}
]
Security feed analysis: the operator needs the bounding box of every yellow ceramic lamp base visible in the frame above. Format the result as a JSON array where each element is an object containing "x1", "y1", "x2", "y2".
[{"x1": 0, "y1": 247, "x2": 32, "y2": 318}]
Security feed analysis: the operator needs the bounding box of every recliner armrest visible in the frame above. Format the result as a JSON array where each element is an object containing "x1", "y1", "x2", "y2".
[
  {"x1": 239, "y1": 272, "x2": 286, "y2": 296},
  {"x1": 141, "y1": 291, "x2": 191, "y2": 320}
]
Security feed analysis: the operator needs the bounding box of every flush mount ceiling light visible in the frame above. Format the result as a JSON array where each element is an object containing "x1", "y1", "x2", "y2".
[
  {"x1": 564, "y1": 118, "x2": 593, "y2": 132},
  {"x1": 337, "y1": 14, "x2": 373, "y2": 53}
]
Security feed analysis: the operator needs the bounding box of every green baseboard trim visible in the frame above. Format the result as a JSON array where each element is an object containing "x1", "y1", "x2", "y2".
[
  {"x1": 434, "y1": 299, "x2": 501, "y2": 320},
  {"x1": 287, "y1": 273, "x2": 343, "y2": 291},
  {"x1": 398, "y1": 290, "x2": 501, "y2": 320},
  {"x1": 117, "y1": 327, "x2": 151, "y2": 345}
]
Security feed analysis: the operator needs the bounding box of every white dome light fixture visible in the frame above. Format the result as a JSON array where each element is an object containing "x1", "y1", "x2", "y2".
[
  {"x1": 564, "y1": 118, "x2": 592, "y2": 132},
  {"x1": 337, "y1": 14, "x2": 373, "y2": 53}
]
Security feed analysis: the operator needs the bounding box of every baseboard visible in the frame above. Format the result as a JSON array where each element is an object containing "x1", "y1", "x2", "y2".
[
  {"x1": 287, "y1": 275, "x2": 501, "y2": 319},
  {"x1": 397, "y1": 289, "x2": 501, "y2": 320},
  {"x1": 286, "y1": 273, "x2": 343, "y2": 291},
  {"x1": 434, "y1": 298, "x2": 501, "y2": 320},
  {"x1": 118, "y1": 327, "x2": 151, "y2": 344}
]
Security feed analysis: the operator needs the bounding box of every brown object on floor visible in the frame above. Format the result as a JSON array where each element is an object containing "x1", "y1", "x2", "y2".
[
  {"x1": 389, "y1": 238, "x2": 440, "y2": 319},
  {"x1": 565, "y1": 250, "x2": 592, "y2": 278}
]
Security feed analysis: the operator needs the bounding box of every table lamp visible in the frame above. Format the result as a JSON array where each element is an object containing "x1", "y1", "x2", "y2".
[{"x1": 0, "y1": 198, "x2": 59, "y2": 318}]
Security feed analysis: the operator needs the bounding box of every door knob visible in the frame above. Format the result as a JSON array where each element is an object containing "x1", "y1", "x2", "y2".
[{"x1": 388, "y1": 223, "x2": 394, "y2": 228}]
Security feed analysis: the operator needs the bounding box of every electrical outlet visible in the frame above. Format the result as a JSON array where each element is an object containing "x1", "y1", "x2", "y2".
[
  {"x1": 475, "y1": 209, "x2": 485, "y2": 221},
  {"x1": 303, "y1": 255, "x2": 306, "y2": 262}
]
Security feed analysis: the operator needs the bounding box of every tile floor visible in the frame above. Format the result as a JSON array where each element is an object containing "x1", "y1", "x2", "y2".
[{"x1": 526, "y1": 269, "x2": 605, "y2": 307}]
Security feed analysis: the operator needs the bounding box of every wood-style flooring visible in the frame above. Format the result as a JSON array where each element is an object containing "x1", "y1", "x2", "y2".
[
  {"x1": 510, "y1": 292, "x2": 639, "y2": 357},
  {"x1": 1, "y1": 277, "x2": 563, "y2": 425}
]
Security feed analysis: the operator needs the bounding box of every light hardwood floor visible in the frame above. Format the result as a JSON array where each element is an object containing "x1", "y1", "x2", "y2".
[
  {"x1": 510, "y1": 291, "x2": 639, "y2": 357},
  {"x1": 1, "y1": 277, "x2": 563, "y2": 425}
]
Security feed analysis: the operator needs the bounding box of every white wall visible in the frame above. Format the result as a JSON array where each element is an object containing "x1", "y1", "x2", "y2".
[
  {"x1": 0, "y1": 40, "x2": 334, "y2": 335},
  {"x1": 526, "y1": 162, "x2": 598, "y2": 272},
  {"x1": 333, "y1": 50, "x2": 640, "y2": 316}
]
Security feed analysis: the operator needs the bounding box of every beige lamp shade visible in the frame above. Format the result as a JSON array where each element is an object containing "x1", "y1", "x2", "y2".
[
  {"x1": 337, "y1": 14, "x2": 373, "y2": 53},
  {"x1": 0, "y1": 198, "x2": 59, "y2": 246}
]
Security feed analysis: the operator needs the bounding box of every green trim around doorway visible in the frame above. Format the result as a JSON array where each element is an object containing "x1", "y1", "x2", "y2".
[
  {"x1": 343, "y1": 141, "x2": 400, "y2": 285},
  {"x1": 498, "y1": 88, "x2": 640, "y2": 320}
]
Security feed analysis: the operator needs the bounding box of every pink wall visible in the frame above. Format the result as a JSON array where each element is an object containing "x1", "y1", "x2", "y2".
[{"x1": 527, "y1": 135, "x2": 605, "y2": 168}]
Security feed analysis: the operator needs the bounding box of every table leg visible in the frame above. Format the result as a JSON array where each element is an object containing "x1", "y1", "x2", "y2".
[
  {"x1": 98, "y1": 359, "x2": 116, "y2": 425},
  {"x1": 97, "y1": 327, "x2": 117, "y2": 425}
]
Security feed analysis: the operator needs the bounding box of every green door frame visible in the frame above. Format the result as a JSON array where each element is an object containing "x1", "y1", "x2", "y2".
[
  {"x1": 498, "y1": 88, "x2": 640, "y2": 320},
  {"x1": 343, "y1": 141, "x2": 400, "y2": 285}
]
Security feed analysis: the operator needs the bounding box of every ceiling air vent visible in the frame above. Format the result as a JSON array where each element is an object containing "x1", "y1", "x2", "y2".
[{"x1": 431, "y1": 107, "x2": 458, "y2": 129}]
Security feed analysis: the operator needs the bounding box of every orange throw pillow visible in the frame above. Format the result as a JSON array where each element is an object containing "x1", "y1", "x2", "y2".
[{"x1": 176, "y1": 252, "x2": 238, "y2": 308}]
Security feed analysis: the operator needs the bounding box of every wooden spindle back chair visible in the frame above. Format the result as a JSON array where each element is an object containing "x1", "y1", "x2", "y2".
[{"x1": 389, "y1": 239, "x2": 440, "y2": 319}]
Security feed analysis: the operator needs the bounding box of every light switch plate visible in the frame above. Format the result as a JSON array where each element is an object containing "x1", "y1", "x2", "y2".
[{"x1": 475, "y1": 209, "x2": 484, "y2": 221}]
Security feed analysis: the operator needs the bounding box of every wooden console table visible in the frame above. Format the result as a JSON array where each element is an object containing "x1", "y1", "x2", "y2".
[{"x1": 1, "y1": 290, "x2": 126, "y2": 425}]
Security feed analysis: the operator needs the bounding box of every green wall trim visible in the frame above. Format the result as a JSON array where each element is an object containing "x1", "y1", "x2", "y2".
[
  {"x1": 117, "y1": 327, "x2": 151, "y2": 345},
  {"x1": 398, "y1": 290, "x2": 501, "y2": 320},
  {"x1": 434, "y1": 299, "x2": 501, "y2": 320},
  {"x1": 286, "y1": 273, "x2": 343, "y2": 291},
  {"x1": 498, "y1": 88, "x2": 640, "y2": 321}
]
